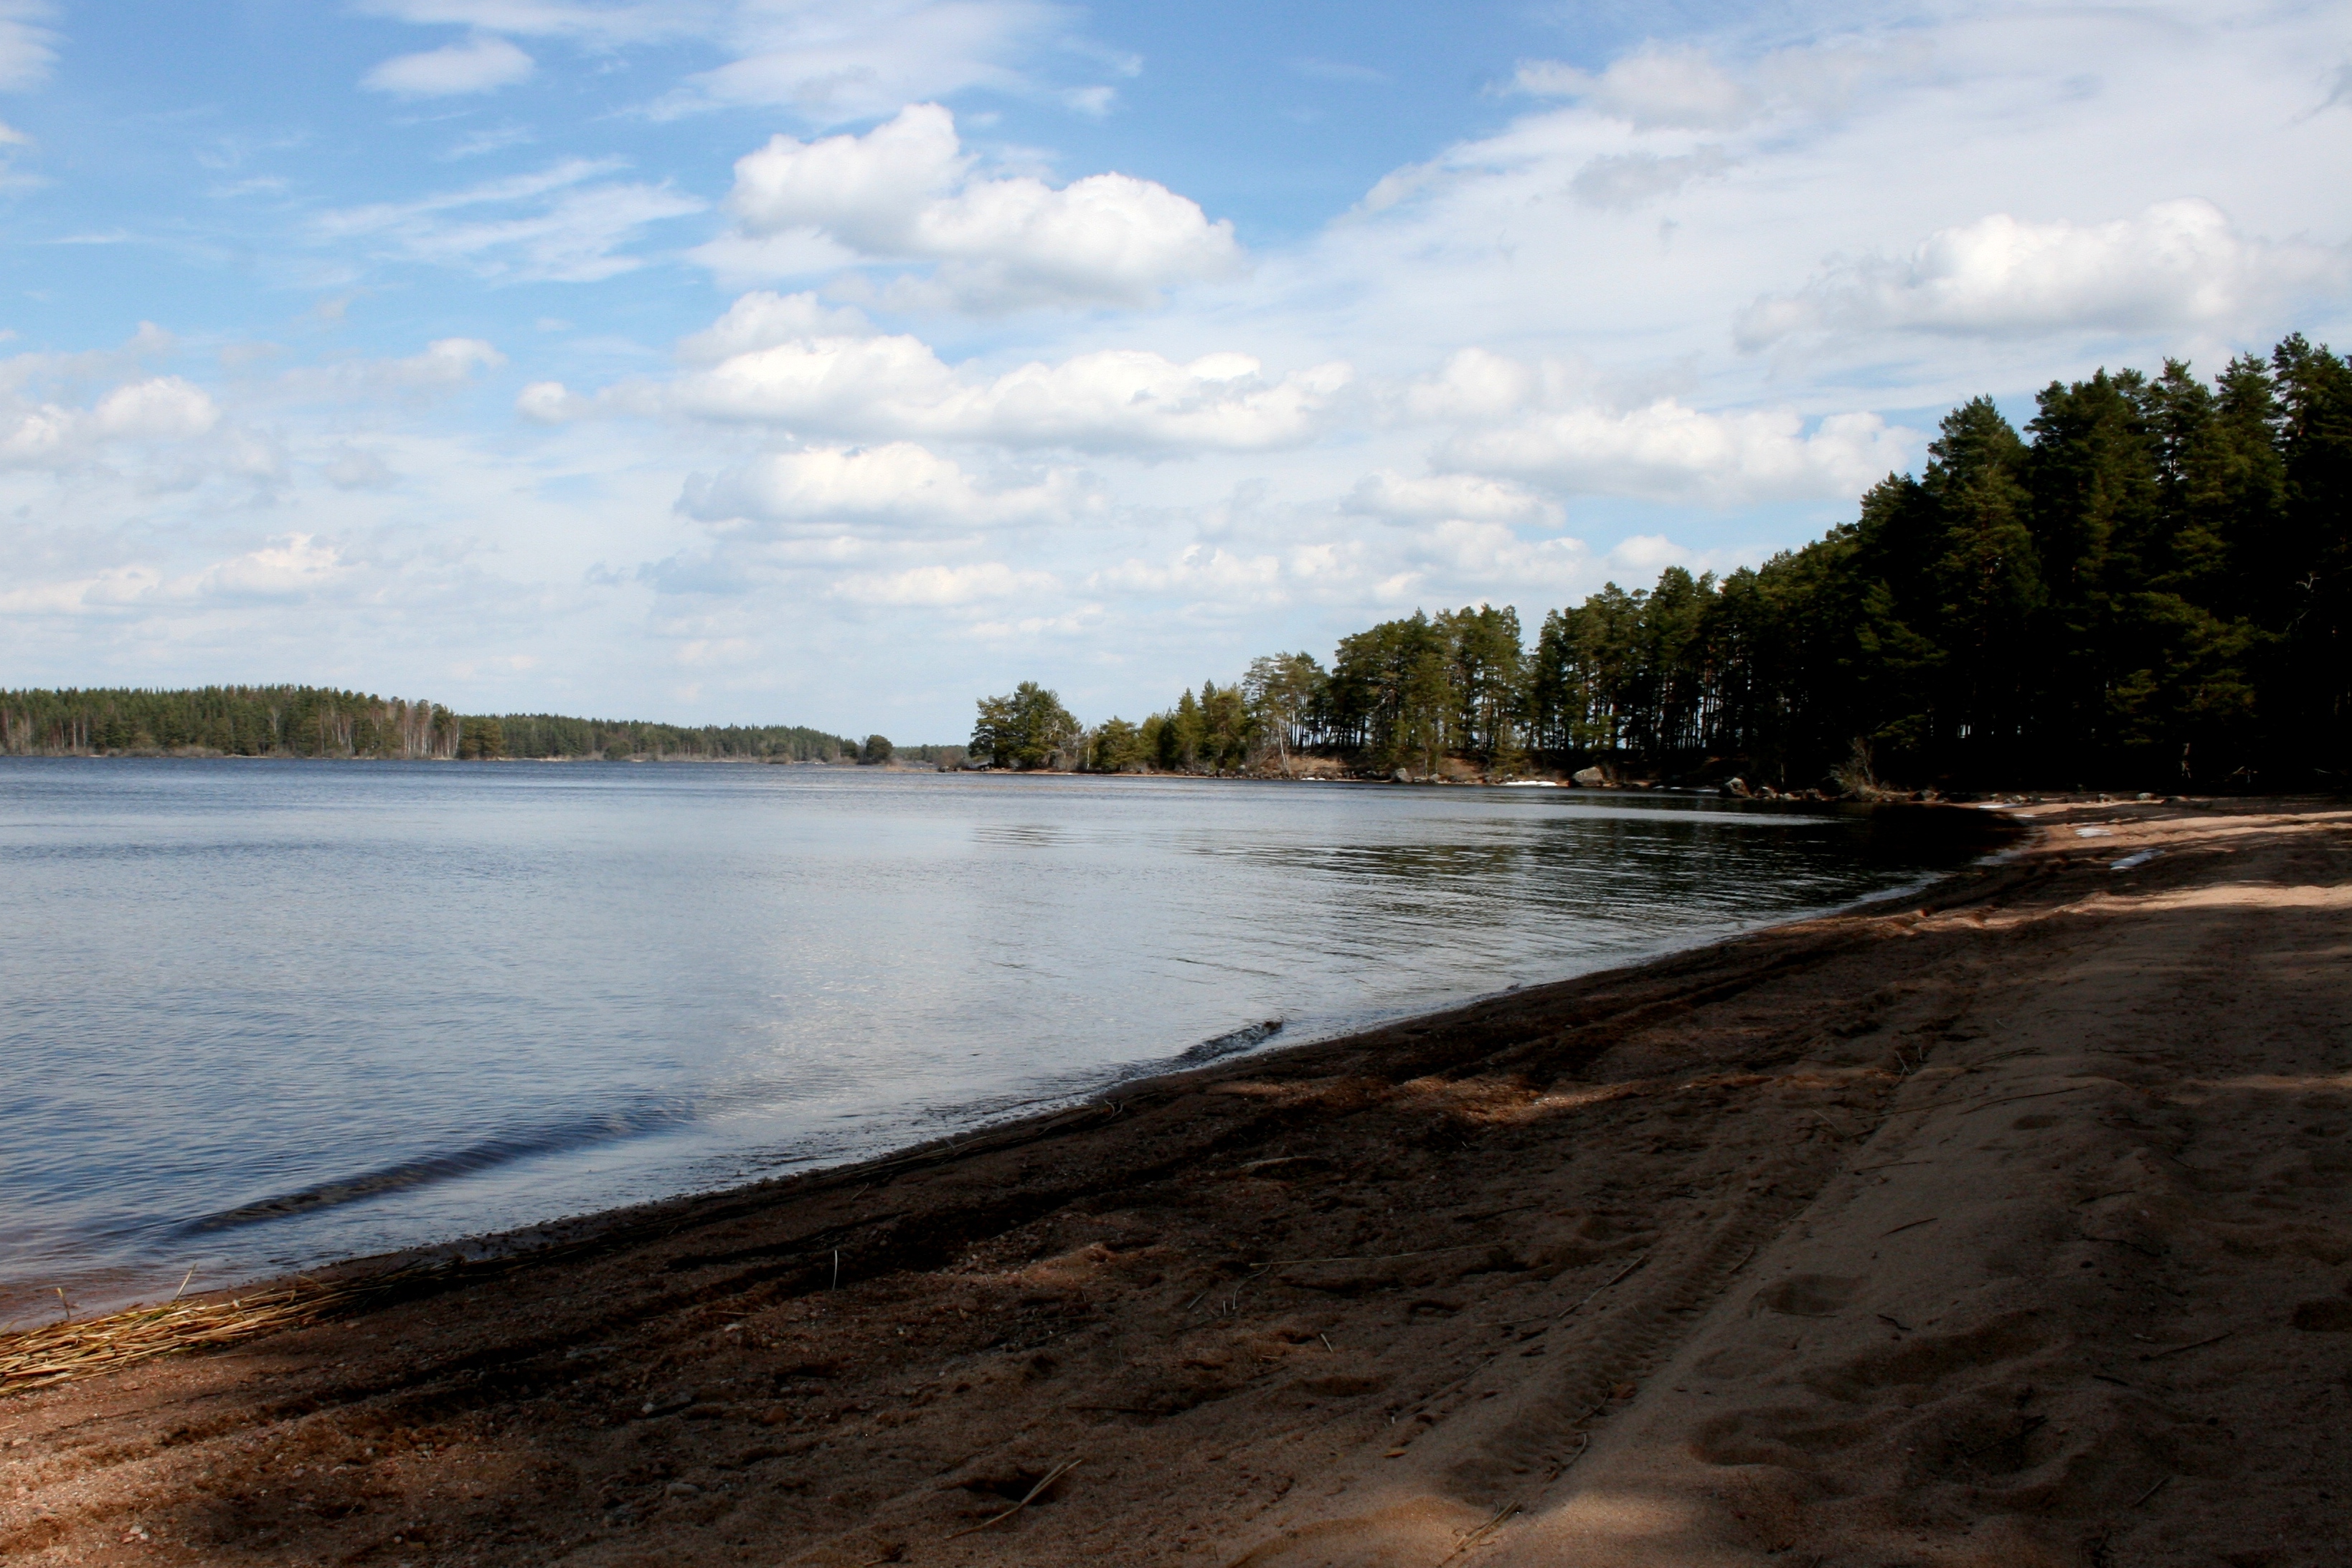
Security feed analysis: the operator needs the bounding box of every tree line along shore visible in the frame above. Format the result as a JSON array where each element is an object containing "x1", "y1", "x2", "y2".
[
  {"x1": 0, "y1": 688, "x2": 960, "y2": 769},
  {"x1": 971, "y1": 336, "x2": 2351, "y2": 795},
  {"x1": 7, "y1": 336, "x2": 2347, "y2": 795}
]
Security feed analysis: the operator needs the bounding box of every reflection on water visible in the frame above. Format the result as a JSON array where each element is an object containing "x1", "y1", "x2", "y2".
[{"x1": 0, "y1": 760, "x2": 1985, "y2": 1321}]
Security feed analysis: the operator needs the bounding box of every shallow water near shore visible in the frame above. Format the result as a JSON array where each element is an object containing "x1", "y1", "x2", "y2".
[{"x1": 0, "y1": 759, "x2": 1988, "y2": 1323}]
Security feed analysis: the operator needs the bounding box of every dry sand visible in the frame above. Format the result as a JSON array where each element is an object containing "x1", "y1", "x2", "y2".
[{"x1": 4, "y1": 797, "x2": 2348, "y2": 1568}]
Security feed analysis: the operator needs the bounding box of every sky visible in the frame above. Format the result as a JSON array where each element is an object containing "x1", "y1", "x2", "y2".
[{"x1": 2, "y1": 1, "x2": 2348, "y2": 740}]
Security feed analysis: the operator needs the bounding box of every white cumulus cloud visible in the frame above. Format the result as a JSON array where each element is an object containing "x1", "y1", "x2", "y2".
[
  {"x1": 1089, "y1": 544, "x2": 1285, "y2": 600},
  {"x1": 1343, "y1": 470, "x2": 1562, "y2": 527},
  {"x1": 1442, "y1": 400, "x2": 1912, "y2": 506},
  {"x1": 709, "y1": 103, "x2": 1241, "y2": 309},
  {"x1": 531, "y1": 308, "x2": 1351, "y2": 454},
  {"x1": 675, "y1": 291, "x2": 871, "y2": 362},
  {"x1": 678, "y1": 441, "x2": 1084, "y2": 532},
  {"x1": 186, "y1": 533, "x2": 350, "y2": 602},
  {"x1": 832, "y1": 560, "x2": 1058, "y2": 605},
  {"x1": 1738, "y1": 199, "x2": 2352, "y2": 348},
  {"x1": 362, "y1": 34, "x2": 536, "y2": 96},
  {"x1": 0, "y1": 376, "x2": 221, "y2": 469}
]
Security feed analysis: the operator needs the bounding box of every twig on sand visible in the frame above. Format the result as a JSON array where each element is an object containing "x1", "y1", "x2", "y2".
[
  {"x1": 1881, "y1": 1217, "x2": 1938, "y2": 1237},
  {"x1": 2131, "y1": 1473, "x2": 2172, "y2": 1508},
  {"x1": 945, "y1": 1458, "x2": 1082, "y2": 1540},
  {"x1": 1555, "y1": 1255, "x2": 1648, "y2": 1322},
  {"x1": 1249, "y1": 1243, "x2": 1495, "y2": 1273},
  {"x1": 1544, "y1": 1432, "x2": 1594, "y2": 1481},
  {"x1": 1438, "y1": 1499, "x2": 1521, "y2": 1564},
  {"x1": 2140, "y1": 1331, "x2": 2229, "y2": 1360},
  {"x1": 1957, "y1": 1085, "x2": 2096, "y2": 1115}
]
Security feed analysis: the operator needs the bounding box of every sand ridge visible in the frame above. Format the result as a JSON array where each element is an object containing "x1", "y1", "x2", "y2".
[{"x1": 1, "y1": 798, "x2": 2346, "y2": 1568}]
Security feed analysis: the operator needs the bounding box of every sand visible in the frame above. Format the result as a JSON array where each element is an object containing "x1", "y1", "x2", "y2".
[{"x1": 3, "y1": 797, "x2": 2348, "y2": 1568}]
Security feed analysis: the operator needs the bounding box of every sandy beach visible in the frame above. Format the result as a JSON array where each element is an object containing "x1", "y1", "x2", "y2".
[{"x1": 4, "y1": 796, "x2": 2348, "y2": 1568}]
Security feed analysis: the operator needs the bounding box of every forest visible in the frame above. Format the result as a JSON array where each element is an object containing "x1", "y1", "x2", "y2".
[
  {"x1": 0, "y1": 686, "x2": 462, "y2": 760},
  {"x1": 0, "y1": 686, "x2": 860, "y2": 765},
  {"x1": 985, "y1": 336, "x2": 2351, "y2": 792},
  {"x1": 481, "y1": 714, "x2": 856, "y2": 762}
]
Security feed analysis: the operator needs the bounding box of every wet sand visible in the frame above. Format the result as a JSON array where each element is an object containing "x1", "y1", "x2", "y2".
[{"x1": 4, "y1": 797, "x2": 2348, "y2": 1568}]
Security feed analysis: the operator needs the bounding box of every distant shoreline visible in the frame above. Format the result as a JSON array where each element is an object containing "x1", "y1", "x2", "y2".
[{"x1": 1, "y1": 751, "x2": 2197, "y2": 811}]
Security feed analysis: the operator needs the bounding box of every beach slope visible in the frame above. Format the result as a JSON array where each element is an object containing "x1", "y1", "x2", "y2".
[{"x1": 3, "y1": 798, "x2": 2348, "y2": 1568}]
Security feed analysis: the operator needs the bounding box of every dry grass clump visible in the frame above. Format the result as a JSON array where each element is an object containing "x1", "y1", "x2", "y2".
[{"x1": 0, "y1": 1270, "x2": 415, "y2": 1394}]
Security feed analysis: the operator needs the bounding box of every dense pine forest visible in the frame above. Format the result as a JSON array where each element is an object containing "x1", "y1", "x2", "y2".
[
  {"x1": 0, "y1": 687, "x2": 859, "y2": 765},
  {"x1": 1006, "y1": 337, "x2": 2348, "y2": 793},
  {"x1": 0, "y1": 686, "x2": 463, "y2": 760},
  {"x1": 480, "y1": 714, "x2": 856, "y2": 762}
]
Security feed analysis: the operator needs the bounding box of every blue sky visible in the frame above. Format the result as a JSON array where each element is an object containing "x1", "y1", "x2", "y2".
[{"x1": 4, "y1": 1, "x2": 2349, "y2": 738}]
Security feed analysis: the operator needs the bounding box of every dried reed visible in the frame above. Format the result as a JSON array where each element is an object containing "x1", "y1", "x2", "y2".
[{"x1": 1, "y1": 1269, "x2": 420, "y2": 1395}]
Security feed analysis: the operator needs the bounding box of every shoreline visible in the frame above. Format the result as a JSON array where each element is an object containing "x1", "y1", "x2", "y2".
[
  {"x1": 1, "y1": 800, "x2": 2011, "y2": 1333},
  {"x1": 4, "y1": 796, "x2": 2346, "y2": 1567}
]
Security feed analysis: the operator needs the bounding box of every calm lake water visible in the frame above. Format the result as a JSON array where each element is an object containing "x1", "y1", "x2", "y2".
[{"x1": 1, "y1": 760, "x2": 1988, "y2": 1322}]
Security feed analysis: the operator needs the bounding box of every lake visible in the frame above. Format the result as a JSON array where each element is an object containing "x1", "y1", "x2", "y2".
[{"x1": 0, "y1": 759, "x2": 1988, "y2": 1323}]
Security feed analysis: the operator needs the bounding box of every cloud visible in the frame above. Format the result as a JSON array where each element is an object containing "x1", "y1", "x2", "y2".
[
  {"x1": 186, "y1": 533, "x2": 349, "y2": 602},
  {"x1": 0, "y1": 376, "x2": 221, "y2": 470},
  {"x1": 0, "y1": 534, "x2": 350, "y2": 616},
  {"x1": 1397, "y1": 519, "x2": 1595, "y2": 592},
  {"x1": 1516, "y1": 45, "x2": 1752, "y2": 131},
  {"x1": 1739, "y1": 199, "x2": 2352, "y2": 348},
  {"x1": 322, "y1": 448, "x2": 397, "y2": 489},
  {"x1": 1440, "y1": 400, "x2": 1912, "y2": 506},
  {"x1": 1513, "y1": 37, "x2": 1924, "y2": 133},
  {"x1": 316, "y1": 158, "x2": 702, "y2": 281},
  {"x1": 362, "y1": 33, "x2": 536, "y2": 96},
  {"x1": 831, "y1": 560, "x2": 1058, "y2": 605},
  {"x1": 0, "y1": 1, "x2": 55, "y2": 93},
  {"x1": 532, "y1": 308, "x2": 1352, "y2": 453},
  {"x1": 353, "y1": 1, "x2": 688, "y2": 44},
  {"x1": 670, "y1": 1, "x2": 1067, "y2": 124},
  {"x1": 379, "y1": 336, "x2": 507, "y2": 386},
  {"x1": 1569, "y1": 146, "x2": 1733, "y2": 209},
  {"x1": 674, "y1": 289, "x2": 870, "y2": 362},
  {"x1": 359, "y1": 1, "x2": 1090, "y2": 126},
  {"x1": 1089, "y1": 543, "x2": 1284, "y2": 600},
  {"x1": 1343, "y1": 470, "x2": 1561, "y2": 527},
  {"x1": 678, "y1": 441, "x2": 1084, "y2": 532},
  {"x1": 709, "y1": 104, "x2": 1242, "y2": 309},
  {"x1": 283, "y1": 338, "x2": 507, "y2": 399},
  {"x1": 674, "y1": 339, "x2": 1347, "y2": 450}
]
